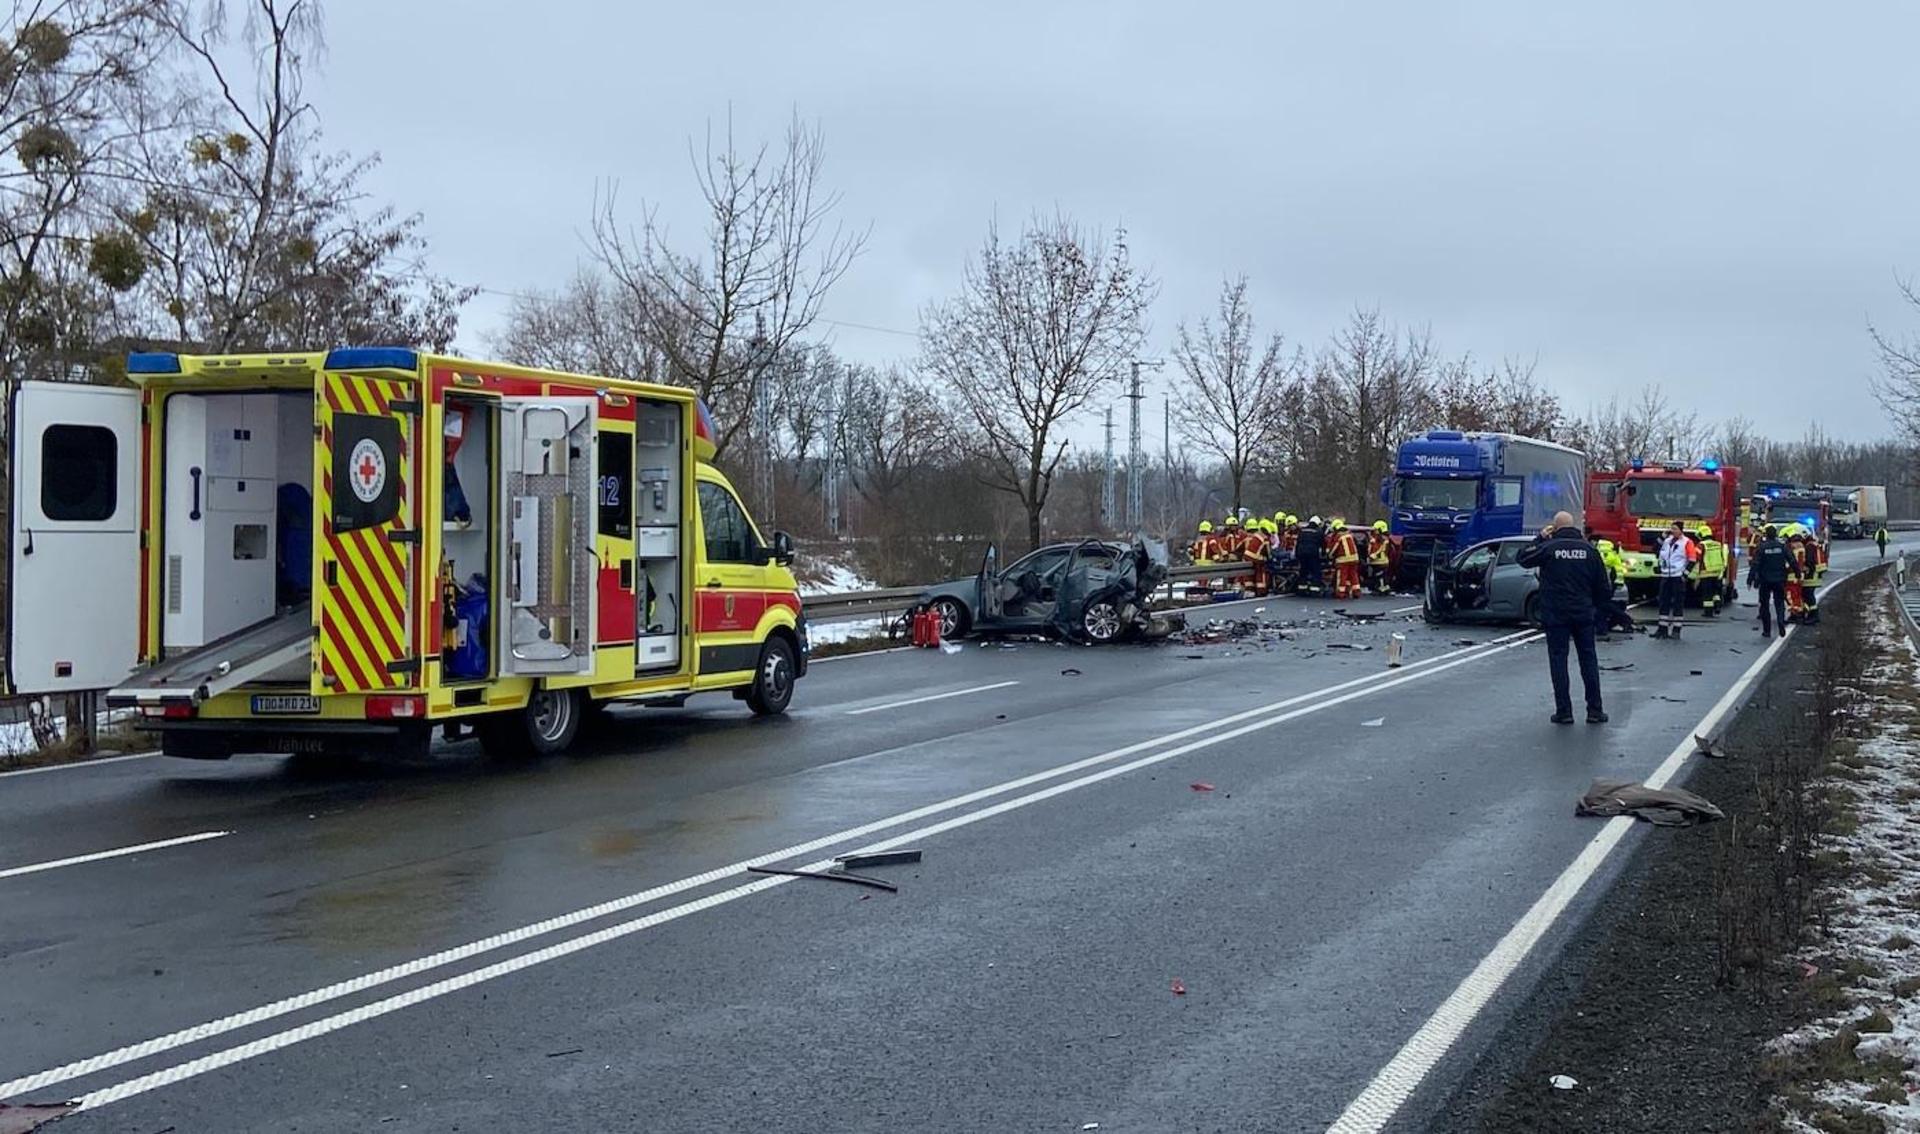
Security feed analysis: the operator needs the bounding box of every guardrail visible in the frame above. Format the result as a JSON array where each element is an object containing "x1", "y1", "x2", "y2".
[{"x1": 798, "y1": 563, "x2": 1256, "y2": 624}]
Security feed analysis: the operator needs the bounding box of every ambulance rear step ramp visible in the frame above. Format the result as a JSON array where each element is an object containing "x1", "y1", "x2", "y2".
[{"x1": 107, "y1": 605, "x2": 312, "y2": 708}]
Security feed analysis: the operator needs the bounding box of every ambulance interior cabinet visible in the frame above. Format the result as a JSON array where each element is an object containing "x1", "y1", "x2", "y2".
[{"x1": 163, "y1": 392, "x2": 286, "y2": 648}]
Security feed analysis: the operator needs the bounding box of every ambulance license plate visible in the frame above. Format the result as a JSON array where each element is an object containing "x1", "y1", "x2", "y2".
[{"x1": 252, "y1": 694, "x2": 320, "y2": 715}]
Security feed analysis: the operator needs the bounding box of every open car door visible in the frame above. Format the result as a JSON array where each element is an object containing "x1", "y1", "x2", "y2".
[
  {"x1": 976, "y1": 544, "x2": 1002, "y2": 624},
  {"x1": 1449, "y1": 542, "x2": 1500, "y2": 612},
  {"x1": 5, "y1": 383, "x2": 140, "y2": 695}
]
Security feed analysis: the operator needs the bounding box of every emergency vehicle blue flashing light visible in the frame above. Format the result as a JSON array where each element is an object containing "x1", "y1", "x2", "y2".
[
  {"x1": 127, "y1": 352, "x2": 181, "y2": 374},
  {"x1": 1801, "y1": 514, "x2": 1816, "y2": 527},
  {"x1": 324, "y1": 347, "x2": 419, "y2": 371},
  {"x1": 1767, "y1": 488, "x2": 1781, "y2": 498},
  {"x1": 1629, "y1": 457, "x2": 1645, "y2": 470},
  {"x1": 1701, "y1": 458, "x2": 1720, "y2": 472}
]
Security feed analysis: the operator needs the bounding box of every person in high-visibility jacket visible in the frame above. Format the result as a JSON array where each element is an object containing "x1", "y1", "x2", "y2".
[
  {"x1": 1190, "y1": 520, "x2": 1216, "y2": 566},
  {"x1": 1365, "y1": 520, "x2": 1392, "y2": 594},
  {"x1": 1243, "y1": 519, "x2": 1270, "y2": 596},
  {"x1": 1218, "y1": 515, "x2": 1244, "y2": 566},
  {"x1": 1695, "y1": 523, "x2": 1727, "y2": 618},
  {"x1": 1803, "y1": 532, "x2": 1825, "y2": 623},
  {"x1": 1785, "y1": 530, "x2": 1810, "y2": 620},
  {"x1": 1596, "y1": 538, "x2": 1625, "y2": 588},
  {"x1": 1330, "y1": 518, "x2": 1362, "y2": 599}
]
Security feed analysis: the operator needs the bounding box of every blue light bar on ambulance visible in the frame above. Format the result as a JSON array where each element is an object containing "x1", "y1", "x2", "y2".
[
  {"x1": 323, "y1": 347, "x2": 418, "y2": 371},
  {"x1": 127, "y1": 352, "x2": 181, "y2": 374}
]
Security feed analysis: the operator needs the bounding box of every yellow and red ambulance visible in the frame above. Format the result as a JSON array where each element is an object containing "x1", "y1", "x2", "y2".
[{"x1": 2, "y1": 348, "x2": 807, "y2": 758}]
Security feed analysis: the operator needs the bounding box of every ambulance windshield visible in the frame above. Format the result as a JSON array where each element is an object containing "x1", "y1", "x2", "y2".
[
  {"x1": 1397, "y1": 477, "x2": 1478, "y2": 510},
  {"x1": 1627, "y1": 477, "x2": 1717, "y2": 518}
]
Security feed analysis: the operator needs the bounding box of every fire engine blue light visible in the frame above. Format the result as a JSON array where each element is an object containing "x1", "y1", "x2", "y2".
[
  {"x1": 1801, "y1": 514, "x2": 1815, "y2": 526},
  {"x1": 1629, "y1": 457, "x2": 1645, "y2": 470},
  {"x1": 324, "y1": 347, "x2": 418, "y2": 371},
  {"x1": 1701, "y1": 458, "x2": 1720, "y2": 472},
  {"x1": 126, "y1": 352, "x2": 181, "y2": 374}
]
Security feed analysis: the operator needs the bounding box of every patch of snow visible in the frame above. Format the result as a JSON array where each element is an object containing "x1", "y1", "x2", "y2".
[
  {"x1": 805, "y1": 616, "x2": 896, "y2": 647},
  {"x1": 800, "y1": 561, "x2": 877, "y2": 597},
  {"x1": 1772, "y1": 579, "x2": 1920, "y2": 1130}
]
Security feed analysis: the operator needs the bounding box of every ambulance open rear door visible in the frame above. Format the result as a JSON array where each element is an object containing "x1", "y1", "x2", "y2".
[{"x1": 4, "y1": 383, "x2": 141, "y2": 695}]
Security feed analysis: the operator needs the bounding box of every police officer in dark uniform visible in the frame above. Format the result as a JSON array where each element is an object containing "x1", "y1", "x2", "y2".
[
  {"x1": 1517, "y1": 510, "x2": 1614, "y2": 725},
  {"x1": 1747, "y1": 524, "x2": 1793, "y2": 638}
]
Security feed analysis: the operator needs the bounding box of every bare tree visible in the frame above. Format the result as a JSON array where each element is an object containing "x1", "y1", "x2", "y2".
[
  {"x1": 591, "y1": 112, "x2": 867, "y2": 456},
  {"x1": 1871, "y1": 276, "x2": 1920, "y2": 446},
  {"x1": 1170, "y1": 276, "x2": 1293, "y2": 511},
  {"x1": 920, "y1": 213, "x2": 1156, "y2": 550}
]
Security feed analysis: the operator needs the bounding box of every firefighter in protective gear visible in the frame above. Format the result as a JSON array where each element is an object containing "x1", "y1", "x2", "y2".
[
  {"x1": 1785, "y1": 531, "x2": 1810, "y2": 621},
  {"x1": 1242, "y1": 517, "x2": 1271, "y2": 596},
  {"x1": 1695, "y1": 523, "x2": 1727, "y2": 618},
  {"x1": 1331, "y1": 518, "x2": 1362, "y2": 599},
  {"x1": 1595, "y1": 538, "x2": 1625, "y2": 588},
  {"x1": 1219, "y1": 515, "x2": 1244, "y2": 564},
  {"x1": 1365, "y1": 520, "x2": 1392, "y2": 595},
  {"x1": 1190, "y1": 521, "x2": 1216, "y2": 565}
]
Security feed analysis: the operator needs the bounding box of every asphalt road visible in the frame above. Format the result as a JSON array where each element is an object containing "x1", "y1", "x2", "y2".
[{"x1": 0, "y1": 536, "x2": 1906, "y2": 1133}]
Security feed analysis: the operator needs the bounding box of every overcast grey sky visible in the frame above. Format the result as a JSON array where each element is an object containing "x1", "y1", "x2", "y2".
[{"x1": 309, "y1": 1, "x2": 1920, "y2": 442}]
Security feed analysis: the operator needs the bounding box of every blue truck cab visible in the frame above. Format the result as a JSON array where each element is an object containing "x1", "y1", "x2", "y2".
[{"x1": 1381, "y1": 431, "x2": 1587, "y2": 589}]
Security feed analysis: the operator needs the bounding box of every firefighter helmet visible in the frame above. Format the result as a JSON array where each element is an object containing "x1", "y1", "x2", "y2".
[
  {"x1": 1696, "y1": 523, "x2": 1713, "y2": 539},
  {"x1": 1308, "y1": 515, "x2": 1321, "y2": 526},
  {"x1": 1198, "y1": 520, "x2": 1213, "y2": 533},
  {"x1": 1225, "y1": 515, "x2": 1241, "y2": 527},
  {"x1": 1331, "y1": 518, "x2": 1347, "y2": 530},
  {"x1": 1372, "y1": 520, "x2": 1388, "y2": 532}
]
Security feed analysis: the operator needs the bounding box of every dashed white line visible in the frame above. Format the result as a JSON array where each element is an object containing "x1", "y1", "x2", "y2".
[
  {"x1": 4, "y1": 629, "x2": 1539, "y2": 1106},
  {"x1": 0, "y1": 830, "x2": 231, "y2": 881},
  {"x1": 1325, "y1": 622, "x2": 1798, "y2": 1133},
  {"x1": 843, "y1": 680, "x2": 1020, "y2": 716}
]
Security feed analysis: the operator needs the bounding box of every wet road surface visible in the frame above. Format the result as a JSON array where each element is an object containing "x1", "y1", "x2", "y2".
[{"x1": 0, "y1": 538, "x2": 1903, "y2": 1132}]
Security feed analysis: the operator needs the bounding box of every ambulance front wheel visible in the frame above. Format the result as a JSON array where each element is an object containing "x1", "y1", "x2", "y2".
[
  {"x1": 746, "y1": 638, "x2": 797, "y2": 716},
  {"x1": 479, "y1": 687, "x2": 585, "y2": 758}
]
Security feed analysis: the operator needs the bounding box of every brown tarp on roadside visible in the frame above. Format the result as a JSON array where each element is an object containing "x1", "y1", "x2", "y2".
[{"x1": 1576, "y1": 778, "x2": 1726, "y2": 827}]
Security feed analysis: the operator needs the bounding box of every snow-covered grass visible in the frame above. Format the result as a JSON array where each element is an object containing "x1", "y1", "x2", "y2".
[
  {"x1": 807, "y1": 616, "x2": 897, "y2": 648},
  {"x1": 1770, "y1": 581, "x2": 1920, "y2": 1131},
  {"x1": 792, "y1": 544, "x2": 879, "y2": 597}
]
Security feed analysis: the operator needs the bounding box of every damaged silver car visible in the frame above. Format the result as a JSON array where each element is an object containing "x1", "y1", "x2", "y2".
[{"x1": 917, "y1": 537, "x2": 1182, "y2": 644}]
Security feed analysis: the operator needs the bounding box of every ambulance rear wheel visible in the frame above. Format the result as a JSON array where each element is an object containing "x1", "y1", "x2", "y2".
[
  {"x1": 746, "y1": 638, "x2": 796, "y2": 716},
  {"x1": 479, "y1": 687, "x2": 584, "y2": 758}
]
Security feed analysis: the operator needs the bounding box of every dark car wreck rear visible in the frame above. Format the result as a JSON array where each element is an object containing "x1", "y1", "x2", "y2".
[{"x1": 917, "y1": 537, "x2": 1184, "y2": 644}]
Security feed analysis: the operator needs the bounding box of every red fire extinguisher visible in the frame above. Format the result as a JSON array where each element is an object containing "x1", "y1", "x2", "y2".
[
  {"x1": 910, "y1": 608, "x2": 929, "y2": 648},
  {"x1": 925, "y1": 608, "x2": 943, "y2": 648}
]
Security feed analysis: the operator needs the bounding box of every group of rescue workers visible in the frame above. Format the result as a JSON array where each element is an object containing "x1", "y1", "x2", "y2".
[
  {"x1": 1187, "y1": 509, "x2": 1833, "y2": 632},
  {"x1": 1187, "y1": 512, "x2": 1394, "y2": 600}
]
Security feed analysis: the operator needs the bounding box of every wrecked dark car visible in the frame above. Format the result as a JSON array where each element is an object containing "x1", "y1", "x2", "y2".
[
  {"x1": 1422, "y1": 536, "x2": 1543, "y2": 626},
  {"x1": 917, "y1": 538, "x2": 1182, "y2": 643}
]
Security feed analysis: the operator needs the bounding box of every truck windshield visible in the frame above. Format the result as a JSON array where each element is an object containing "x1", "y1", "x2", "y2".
[
  {"x1": 1626, "y1": 478, "x2": 1718, "y2": 518},
  {"x1": 1397, "y1": 477, "x2": 1478, "y2": 510}
]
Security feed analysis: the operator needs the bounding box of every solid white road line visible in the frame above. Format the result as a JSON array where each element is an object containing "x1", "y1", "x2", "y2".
[
  {"x1": 3, "y1": 628, "x2": 1540, "y2": 1105},
  {"x1": 0, "y1": 751, "x2": 159, "y2": 779},
  {"x1": 842, "y1": 680, "x2": 1020, "y2": 716},
  {"x1": 54, "y1": 628, "x2": 1549, "y2": 1113},
  {"x1": 0, "y1": 830, "x2": 231, "y2": 881},
  {"x1": 1325, "y1": 624, "x2": 1797, "y2": 1133}
]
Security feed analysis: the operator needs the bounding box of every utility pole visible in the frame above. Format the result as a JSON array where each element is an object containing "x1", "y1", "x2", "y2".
[
  {"x1": 1102, "y1": 405, "x2": 1116, "y2": 530},
  {"x1": 822, "y1": 373, "x2": 840, "y2": 537},
  {"x1": 1126, "y1": 359, "x2": 1163, "y2": 529},
  {"x1": 751, "y1": 315, "x2": 775, "y2": 526}
]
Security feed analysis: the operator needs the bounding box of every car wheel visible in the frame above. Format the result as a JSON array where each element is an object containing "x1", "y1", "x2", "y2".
[
  {"x1": 746, "y1": 637, "x2": 797, "y2": 716},
  {"x1": 479, "y1": 687, "x2": 584, "y2": 759},
  {"x1": 932, "y1": 597, "x2": 970, "y2": 639},
  {"x1": 1082, "y1": 599, "x2": 1124, "y2": 643},
  {"x1": 1422, "y1": 598, "x2": 1445, "y2": 625}
]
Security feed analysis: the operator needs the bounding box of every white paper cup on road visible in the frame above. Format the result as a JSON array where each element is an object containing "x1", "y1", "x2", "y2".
[{"x1": 1386, "y1": 633, "x2": 1406, "y2": 667}]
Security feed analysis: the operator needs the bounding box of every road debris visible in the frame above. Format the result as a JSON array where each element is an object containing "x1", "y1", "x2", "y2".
[
  {"x1": 1332, "y1": 608, "x2": 1381, "y2": 623},
  {"x1": 747, "y1": 865, "x2": 900, "y2": 893},
  {"x1": 1692, "y1": 733, "x2": 1728, "y2": 759},
  {"x1": 1575, "y1": 779, "x2": 1725, "y2": 826},
  {"x1": 1326, "y1": 642, "x2": 1372, "y2": 651},
  {"x1": 1454, "y1": 638, "x2": 1476, "y2": 646},
  {"x1": 1361, "y1": 717, "x2": 1385, "y2": 727},
  {"x1": 1081, "y1": 1125, "x2": 1102, "y2": 1132},
  {"x1": 1170, "y1": 978, "x2": 1187, "y2": 995},
  {"x1": 833, "y1": 849, "x2": 922, "y2": 870},
  {"x1": 1061, "y1": 668, "x2": 1082, "y2": 676},
  {"x1": 939, "y1": 641, "x2": 962, "y2": 655},
  {"x1": 1599, "y1": 662, "x2": 1634, "y2": 672},
  {"x1": 1386, "y1": 633, "x2": 1406, "y2": 667},
  {"x1": 546, "y1": 1048, "x2": 584, "y2": 1058},
  {"x1": 1190, "y1": 781, "x2": 1215, "y2": 792},
  {"x1": 1180, "y1": 617, "x2": 1293, "y2": 646},
  {"x1": 1652, "y1": 695, "x2": 1688, "y2": 703},
  {"x1": 1549, "y1": 1074, "x2": 1579, "y2": 1090},
  {"x1": 0, "y1": 1103, "x2": 79, "y2": 1134},
  {"x1": 1688, "y1": 669, "x2": 1703, "y2": 676}
]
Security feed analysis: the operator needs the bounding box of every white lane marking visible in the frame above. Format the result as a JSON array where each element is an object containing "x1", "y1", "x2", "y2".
[
  {"x1": 809, "y1": 645, "x2": 914, "y2": 664},
  {"x1": 0, "y1": 752, "x2": 160, "y2": 779},
  {"x1": 1326, "y1": 624, "x2": 1796, "y2": 1133},
  {"x1": 1389, "y1": 604, "x2": 1422, "y2": 614},
  {"x1": 2, "y1": 629, "x2": 1539, "y2": 1104},
  {"x1": 0, "y1": 831, "x2": 231, "y2": 881},
  {"x1": 57, "y1": 630, "x2": 1548, "y2": 1112},
  {"x1": 843, "y1": 681, "x2": 1020, "y2": 716}
]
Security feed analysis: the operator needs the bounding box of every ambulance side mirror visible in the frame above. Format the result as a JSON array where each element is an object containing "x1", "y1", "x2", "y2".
[{"x1": 764, "y1": 530, "x2": 795, "y2": 566}]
